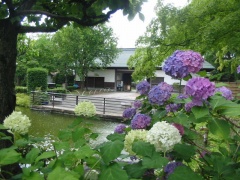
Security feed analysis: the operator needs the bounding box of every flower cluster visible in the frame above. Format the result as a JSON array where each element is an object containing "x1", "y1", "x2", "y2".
[
  {"x1": 4, "y1": 111, "x2": 31, "y2": 135},
  {"x1": 215, "y1": 86, "x2": 233, "y2": 100},
  {"x1": 122, "y1": 108, "x2": 136, "y2": 119},
  {"x1": 136, "y1": 80, "x2": 150, "y2": 95},
  {"x1": 114, "y1": 124, "x2": 126, "y2": 134},
  {"x1": 131, "y1": 113, "x2": 151, "y2": 129},
  {"x1": 163, "y1": 50, "x2": 204, "y2": 78},
  {"x1": 124, "y1": 129, "x2": 147, "y2": 155},
  {"x1": 164, "y1": 162, "x2": 184, "y2": 176},
  {"x1": 133, "y1": 100, "x2": 142, "y2": 109},
  {"x1": 148, "y1": 82, "x2": 173, "y2": 105},
  {"x1": 172, "y1": 123, "x2": 184, "y2": 136},
  {"x1": 146, "y1": 121, "x2": 182, "y2": 152},
  {"x1": 185, "y1": 77, "x2": 215, "y2": 101},
  {"x1": 74, "y1": 101, "x2": 96, "y2": 117},
  {"x1": 237, "y1": 65, "x2": 240, "y2": 74},
  {"x1": 165, "y1": 103, "x2": 181, "y2": 113}
]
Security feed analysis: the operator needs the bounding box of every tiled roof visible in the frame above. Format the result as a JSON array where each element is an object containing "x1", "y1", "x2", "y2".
[{"x1": 109, "y1": 48, "x2": 215, "y2": 69}]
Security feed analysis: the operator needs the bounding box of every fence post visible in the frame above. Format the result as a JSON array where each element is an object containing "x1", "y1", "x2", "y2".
[
  {"x1": 76, "y1": 95, "x2": 78, "y2": 105},
  {"x1": 52, "y1": 93, "x2": 55, "y2": 108},
  {"x1": 103, "y1": 98, "x2": 106, "y2": 115}
]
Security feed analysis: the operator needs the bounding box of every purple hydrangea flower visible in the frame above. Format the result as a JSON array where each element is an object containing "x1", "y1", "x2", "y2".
[
  {"x1": 172, "y1": 123, "x2": 184, "y2": 136},
  {"x1": 136, "y1": 80, "x2": 150, "y2": 95},
  {"x1": 164, "y1": 162, "x2": 184, "y2": 175},
  {"x1": 123, "y1": 108, "x2": 136, "y2": 119},
  {"x1": 185, "y1": 77, "x2": 215, "y2": 101},
  {"x1": 237, "y1": 65, "x2": 240, "y2": 74},
  {"x1": 133, "y1": 100, "x2": 142, "y2": 109},
  {"x1": 165, "y1": 103, "x2": 181, "y2": 113},
  {"x1": 131, "y1": 113, "x2": 151, "y2": 129},
  {"x1": 148, "y1": 82, "x2": 173, "y2": 105},
  {"x1": 215, "y1": 86, "x2": 233, "y2": 100},
  {"x1": 163, "y1": 50, "x2": 204, "y2": 79},
  {"x1": 177, "y1": 94, "x2": 188, "y2": 100},
  {"x1": 184, "y1": 99, "x2": 203, "y2": 112},
  {"x1": 114, "y1": 124, "x2": 126, "y2": 134}
]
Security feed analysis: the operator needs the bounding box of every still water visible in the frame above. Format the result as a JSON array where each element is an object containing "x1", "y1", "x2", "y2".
[{"x1": 16, "y1": 107, "x2": 120, "y2": 145}]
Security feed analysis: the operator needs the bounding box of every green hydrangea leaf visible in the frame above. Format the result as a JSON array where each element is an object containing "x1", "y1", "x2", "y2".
[
  {"x1": 172, "y1": 144, "x2": 196, "y2": 162},
  {"x1": 168, "y1": 166, "x2": 203, "y2": 180},
  {"x1": 74, "y1": 145, "x2": 95, "y2": 159},
  {"x1": 132, "y1": 140, "x2": 155, "y2": 157},
  {"x1": 208, "y1": 118, "x2": 230, "y2": 139},
  {"x1": 48, "y1": 165, "x2": 79, "y2": 180},
  {"x1": 25, "y1": 148, "x2": 41, "y2": 164},
  {"x1": 100, "y1": 140, "x2": 124, "y2": 164},
  {"x1": 191, "y1": 106, "x2": 209, "y2": 119},
  {"x1": 124, "y1": 162, "x2": 147, "y2": 178},
  {"x1": 0, "y1": 148, "x2": 21, "y2": 165},
  {"x1": 35, "y1": 151, "x2": 56, "y2": 163},
  {"x1": 107, "y1": 133, "x2": 125, "y2": 142},
  {"x1": 99, "y1": 163, "x2": 128, "y2": 180},
  {"x1": 142, "y1": 152, "x2": 168, "y2": 169}
]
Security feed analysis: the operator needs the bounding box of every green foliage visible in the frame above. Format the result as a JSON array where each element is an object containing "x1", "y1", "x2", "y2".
[
  {"x1": 16, "y1": 93, "x2": 30, "y2": 107},
  {"x1": 27, "y1": 68, "x2": 48, "y2": 92},
  {"x1": 129, "y1": 0, "x2": 240, "y2": 81},
  {"x1": 47, "y1": 87, "x2": 67, "y2": 94},
  {"x1": 15, "y1": 86, "x2": 27, "y2": 94},
  {"x1": 32, "y1": 91, "x2": 50, "y2": 105}
]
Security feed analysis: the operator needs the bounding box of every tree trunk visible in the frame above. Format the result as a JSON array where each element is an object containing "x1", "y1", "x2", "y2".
[{"x1": 0, "y1": 19, "x2": 20, "y2": 178}]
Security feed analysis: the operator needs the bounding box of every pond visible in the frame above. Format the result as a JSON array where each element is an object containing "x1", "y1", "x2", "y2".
[{"x1": 16, "y1": 107, "x2": 121, "y2": 145}]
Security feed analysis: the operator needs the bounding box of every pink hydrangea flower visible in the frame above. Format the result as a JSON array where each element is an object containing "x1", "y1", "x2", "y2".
[{"x1": 185, "y1": 77, "x2": 215, "y2": 101}]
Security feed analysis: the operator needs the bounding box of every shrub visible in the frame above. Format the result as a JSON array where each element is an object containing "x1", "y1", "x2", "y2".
[
  {"x1": 15, "y1": 86, "x2": 27, "y2": 94},
  {"x1": 66, "y1": 86, "x2": 76, "y2": 92},
  {"x1": 16, "y1": 93, "x2": 30, "y2": 107},
  {"x1": 27, "y1": 68, "x2": 48, "y2": 92},
  {"x1": 47, "y1": 87, "x2": 67, "y2": 94}
]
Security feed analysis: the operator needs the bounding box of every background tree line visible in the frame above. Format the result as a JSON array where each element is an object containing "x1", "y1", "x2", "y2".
[
  {"x1": 128, "y1": 0, "x2": 240, "y2": 82},
  {"x1": 16, "y1": 24, "x2": 120, "y2": 89}
]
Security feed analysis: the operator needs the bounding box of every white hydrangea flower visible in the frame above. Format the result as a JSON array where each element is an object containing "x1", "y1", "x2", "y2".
[
  {"x1": 3, "y1": 111, "x2": 31, "y2": 135},
  {"x1": 124, "y1": 129, "x2": 147, "y2": 155},
  {"x1": 74, "y1": 101, "x2": 96, "y2": 117},
  {"x1": 147, "y1": 121, "x2": 181, "y2": 152}
]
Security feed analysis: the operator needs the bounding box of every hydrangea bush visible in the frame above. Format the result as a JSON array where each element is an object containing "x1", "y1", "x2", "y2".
[
  {"x1": 1, "y1": 50, "x2": 240, "y2": 180},
  {"x1": 74, "y1": 100, "x2": 96, "y2": 117},
  {"x1": 3, "y1": 111, "x2": 31, "y2": 135}
]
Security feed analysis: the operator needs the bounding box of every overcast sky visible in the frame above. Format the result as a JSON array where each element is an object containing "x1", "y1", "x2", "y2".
[{"x1": 107, "y1": 0, "x2": 188, "y2": 48}]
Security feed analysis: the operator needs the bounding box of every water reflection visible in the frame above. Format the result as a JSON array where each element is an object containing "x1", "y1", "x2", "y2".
[{"x1": 16, "y1": 107, "x2": 120, "y2": 145}]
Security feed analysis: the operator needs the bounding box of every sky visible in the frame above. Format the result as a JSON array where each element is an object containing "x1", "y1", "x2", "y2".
[{"x1": 107, "y1": 0, "x2": 188, "y2": 48}]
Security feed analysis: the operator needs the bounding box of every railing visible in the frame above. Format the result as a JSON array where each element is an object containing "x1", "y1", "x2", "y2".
[{"x1": 30, "y1": 91, "x2": 135, "y2": 116}]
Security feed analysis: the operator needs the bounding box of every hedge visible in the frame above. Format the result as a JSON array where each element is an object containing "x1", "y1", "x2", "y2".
[
  {"x1": 15, "y1": 86, "x2": 28, "y2": 94},
  {"x1": 27, "y1": 68, "x2": 48, "y2": 92}
]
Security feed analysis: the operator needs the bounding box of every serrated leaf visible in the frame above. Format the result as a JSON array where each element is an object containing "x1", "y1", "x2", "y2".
[
  {"x1": 0, "y1": 148, "x2": 21, "y2": 165},
  {"x1": 48, "y1": 165, "x2": 79, "y2": 180},
  {"x1": 99, "y1": 163, "x2": 128, "y2": 180},
  {"x1": 168, "y1": 166, "x2": 203, "y2": 180},
  {"x1": 132, "y1": 141, "x2": 154, "y2": 157},
  {"x1": 74, "y1": 145, "x2": 95, "y2": 159},
  {"x1": 22, "y1": 171, "x2": 44, "y2": 180},
  {"x1": 191, "y1": 106, "x2": 209, "y2": 119},
  {"x1": 0, "y1": 124, "x2": 7, "y2": 130},
  {"x1": 35, "y1": 151, "x2": 56, "y2": 163},
  {"x1": 124, "y1": 162, "x2": 146, "y2": 178},
  {"x1": 208, "y1": 118, "x2": 230, "y2": 139},
  {"x1": 58, "y1": 129, "x2": 72, "y2": 141},
  {"x1": 173, "y1": 144, "x2": 196, "y2": 161},
  {"x1": 107, "y1": 133, "x2": 125, "y2": 142},
  {"x1": 25, "y1": 148, "x2": 41, "y2": 164},
  {"x1": 142, "y1": 152, "x2": 168, "y2": 169},
  {"x1": 100, "y1": 140, "x2": 124, "y2": 164}
]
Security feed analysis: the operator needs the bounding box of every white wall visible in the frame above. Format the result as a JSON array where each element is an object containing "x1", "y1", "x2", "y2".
[
  {"x1": 155, "y1": 70, "x2": 187, "y2": 85},
  {"x1": 87, "y1": 69, "x2": 115, "y2": 82}
]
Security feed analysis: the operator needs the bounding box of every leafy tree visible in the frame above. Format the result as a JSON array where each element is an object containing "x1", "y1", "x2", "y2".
[
  {"x1": 52, "y1": 24, "x2": 119, "y2": 89},
  {"x1": 0, "y1": 0, "x2": 145, "y2": 123},
  {"x1": 0, "y1": 0, "x2": 145, "y2": 177},
  {"x1": 128, "y1": 0, "x2": 240, "y2": 81}
]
